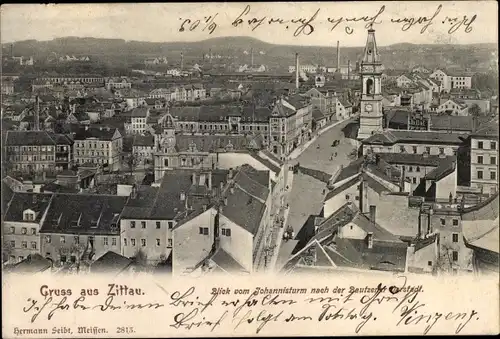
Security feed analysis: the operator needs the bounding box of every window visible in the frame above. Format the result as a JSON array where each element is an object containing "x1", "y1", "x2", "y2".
[
  {"x1": 408, "y1": 166, "x2": 413, "y2": 172},
  {"x1": 427, "y1": 261, "x2": 432, "y2": 266},
  {"x1": 124, "y1": 238, "x2": 128, "y2": 246},
  {"x1": 131, "y1": 239, "x2": 136, "y2": 246},
  {"x1": 103, "y1": 237, "x2": 108, "y2": 246},
  {"x1": 111, "y1": 237, "x2": 117, "y2": 246},
  {"x1": 439, "y1": 147, "x2": 444, "y2": 155},
  {"x1": 412, "y1": 178, "x2": 417, "y2": 184},
  {"x1": 9, "y1": 227, "x2": 14, "y2": 234},
  {"x1": 452, "y1": 251, "x2": 458, "y2": 261},
  {"x1": 60, "y1": 255, "x2": 67, "y2": 263},
  {"x1": 412, "y1": 146, "x2": 417, "y2": 154},
  {"x1": 355, "y1": 196, "x2": 360, "y2": 201},
  {"x1": 74, "y1": 236, "x2": 79, "y2": 244},
  {"x1": 477, "y1": 170, "x2": 483, "y2": 179},
  {"x1": 31, "y1": 241, "x2": 37, "y2": 249},
  {"x1": 452, "y1": 233, "x2": 459, "y2": 243},
  {"x1": 141, "y1": 239, "x2": 146, "y2": 247},
  {"x1": 221, "y1": 228, "x2": 232, "y2": 237},
  {"x1": 141, "y1": 221, "x2": 146, "y2": 229},
  {"x1": 478, "y1": 141, "x2": 483, "y2": 149},
  {"x1": 60, "y1": 236, "x2": 65, "y2": 244},
  {"x1": 491, "y1": 141, "x2": 497, "y2": 150},
  {"x1": 345, "y1": 194, "x2": 350, "y2": 200},
  {"x1": 440, "y1": 218, "x2": 446, "y2": 226},
  {"x1": 399, "y1": 146, "x2": 405, "y2": 153},
  {"x1": 46, "y1": 236, "x2": 51, "y2": 243},
  {"x1": 452, "y1": 219, "x2": 459, "y2": 226},
  {"x1": 491, "y1": 171, "x2": 496, "y2": 180},
  {"x1": 22, "y1": 241, "x2": 27, "y2": 249},
  {"x1": 478, "y1": 156, "x2": 483, "y2": 164},
  {"x1": 10, "y1": 240, "x2": 15, "y2": 248},
  {"x1": 21, "y1": 227, "x2": 27, "y2": 235},
  {"x1": 199, "y1": 227, "x2": 209, "y2": 235},
  {"x1": 425, "y1": 147, "x2": 431, "y2": 154},
  {"x1": 491, "y1": 156, "x2": 497, "y2": 165},
  {"x1": 31, "y1": 228, "x2": 36, "y2": 235},
  {"x1": 168, "y1": 221, "x2": 173, "y2": 229},
  {"x1": 156, "y1": 222, "x2": 161, "y2": 229},
  {"x1": 130, "y1": 221, "x2": 136, "y2": 228}
]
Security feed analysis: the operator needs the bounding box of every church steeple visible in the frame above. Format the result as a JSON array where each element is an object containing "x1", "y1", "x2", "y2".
[
  {"x1": 362, "y1": 28, "x2": 381, "y2": 65},
  {"x1": 357, "y1": 28, "x2": 384, "y2": 140}
]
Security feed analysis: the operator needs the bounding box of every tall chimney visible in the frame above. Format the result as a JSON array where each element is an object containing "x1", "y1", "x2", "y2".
[
  {"x1": 295, "y1": 53, "x2": 299, "y2": 90},
  {"x1": 35, "y1": 96, "x2": 40, "y2": 131},
  {"x1": 369, "y1": 205, "x2": 376, "y2": 224},
  {"x1": 180, "y1": 52, "x2": 184, "y2": 70},
  {"x1": 367, "y1": 232, "x2": 374, "y2": 249},
  {"x1": 336, "y1": 41, "x2": 340, "y2": 71}
]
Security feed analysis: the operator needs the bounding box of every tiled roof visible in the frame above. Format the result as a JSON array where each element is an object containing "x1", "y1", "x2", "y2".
[
  {"x1": 40, "y1": 193, "x2": 127, "y2": 235},
  {"x1": 471, "y1": 119, "x2": 499, "y2": 138},
  {"x1": 4, "y1": 192, "x2": 53, "y2": 222},
  {"x1": 9, "y1": 254, "x2": 52, "y2": 274},
  {"x1": 73, "y1": 126, "x2": 119, "y2": 141},
  {"x1": 233, "y1": 168, "x2": 269, "y2": 203},
  {"x1": 362, "y1": 130, "x2": 467, "y2": 145},
  {"x1": 210, "y1": 248, "x2": 248, "y2": 273},
  {"x1": 132, "y1": 134, "x2": 155, "y2": 147},
  {"x1": 130, "y1": 107, "x2": 149, "y2": 117},
  {"x1": 91, "y1": 251, "x2": 133, "y2": 274},
  {"x1": 430, "y1": 115, "x2": 475, "y2": 132},
  {"x1": 176, "y1": 134, "x2": 261, "y2": 152},
  {"x1": 462, "y1": 194, "x2": 499, "y2": 254},
  {"x1": 5, "y1": 131, "x2": 56, "y2": 146},
  {"x1": 221, "y1": 185, "x2": 266, "y2": 236},
  {"x1": 287, "y1": 203, "x2": 407, "y2": 272}
]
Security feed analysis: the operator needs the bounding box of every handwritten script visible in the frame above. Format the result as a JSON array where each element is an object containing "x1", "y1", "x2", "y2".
[
  {"x1": 177, "y1": 4, "x2": 477, "y2": 37},
  {"x1": 20, "y1": 278, "x2": 480, "y2": 335}
]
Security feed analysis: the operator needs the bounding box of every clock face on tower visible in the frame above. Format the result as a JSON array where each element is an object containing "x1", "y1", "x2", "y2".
[{"x1": 365, "y1": 104, "x2": 373, "y2": 112}]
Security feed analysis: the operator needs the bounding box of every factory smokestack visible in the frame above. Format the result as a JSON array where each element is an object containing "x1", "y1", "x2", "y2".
[
  {"x1": 295, "y1": 53, "x2": 299, "y2": 90},
  {"x1": 337, "y1": 41, "x2": 340, "y2": 71},
  {"x1": 180, "y1": 52, "x2": 184, "y2": 70},
  {"x1": 35, "y1": 95, "x2": 40, "y2": 131}
]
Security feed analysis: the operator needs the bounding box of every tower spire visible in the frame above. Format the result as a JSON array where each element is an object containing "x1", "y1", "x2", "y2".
[{"x1": 362, "y1": 27, "x2": 380, "y2": 65}]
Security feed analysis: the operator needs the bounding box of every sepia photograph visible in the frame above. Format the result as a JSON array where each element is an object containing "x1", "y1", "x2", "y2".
[{"x1": 1, "y1": 1, "x2": 498, "y2": 337}]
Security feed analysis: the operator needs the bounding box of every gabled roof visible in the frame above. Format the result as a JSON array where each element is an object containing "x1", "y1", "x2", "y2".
[
  {"x1": 221, "y1": 185, "x2": 266, "y2": 236},
  {"x1": 286, "y1": 203, "x2": 407, "y2": 273},
  {"x1": 9, "y1": 254, "x2": 52, "y2": 274},
  {"x1": 91, "y1": 251, "x2": 133, "y2": 274},
  {"x1": 462, "y1": 194, "x2": 499, "y2": 254}
]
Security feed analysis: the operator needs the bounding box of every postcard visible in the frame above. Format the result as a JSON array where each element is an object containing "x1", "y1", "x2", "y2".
[{"x1": 1, "y1": 1, "x2": 499, "y2": 337}]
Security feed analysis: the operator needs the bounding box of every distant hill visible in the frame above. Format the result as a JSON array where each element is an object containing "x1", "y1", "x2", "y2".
[{"x1": 2, "y1": 36, "x2": 497, "y2": 71}]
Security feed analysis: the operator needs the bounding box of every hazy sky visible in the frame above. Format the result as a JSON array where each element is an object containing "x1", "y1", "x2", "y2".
[{"x1": 1, "y1": 2, "x2": 498, "y2": 47}]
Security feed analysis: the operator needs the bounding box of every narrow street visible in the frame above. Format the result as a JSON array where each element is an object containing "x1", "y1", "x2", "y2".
[{"x1": 274, "y1": 119, "x2": 357, "y2": 271}]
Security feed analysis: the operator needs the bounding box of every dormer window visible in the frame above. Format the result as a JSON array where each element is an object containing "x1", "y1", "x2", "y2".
[{"x1": 23, "y1": 211, "x2": 35, "y2": 222}]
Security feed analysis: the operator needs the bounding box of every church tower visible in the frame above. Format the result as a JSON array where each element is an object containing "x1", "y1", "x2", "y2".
[{"x1": 357, "y1": 28, "x2": 384, "y2": 140}]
